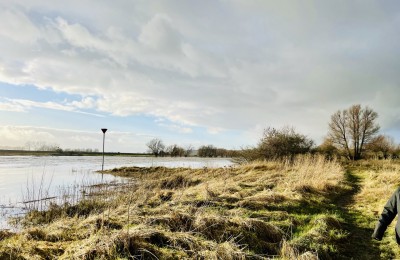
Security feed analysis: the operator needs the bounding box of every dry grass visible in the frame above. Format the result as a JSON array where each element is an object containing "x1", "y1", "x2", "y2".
[
  {"x1": 353, "y1": 159, "x2": 400, "y2": 213},
  {"x1": 0, "y1": 155, "x2": 348, "y2": 259},
  {"x1": 347, "y1": 159, "x2": 400, "y2": 259}
]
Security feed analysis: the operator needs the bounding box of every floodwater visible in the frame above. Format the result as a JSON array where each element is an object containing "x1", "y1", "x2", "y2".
[{"x1": 0, "y1": 156, "x2": 234, "y2": 230}]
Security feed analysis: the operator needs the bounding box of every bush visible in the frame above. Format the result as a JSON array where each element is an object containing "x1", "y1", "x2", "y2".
[
  {"x1": 241, "y1": 126, "x2": 314, "y2": 161},
  {"x1": 259, "y1": 126, "x2": 314, "y2": 159}
]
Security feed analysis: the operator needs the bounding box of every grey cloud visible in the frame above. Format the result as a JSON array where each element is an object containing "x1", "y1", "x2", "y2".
[{"x1": 0, "y1": 1, "x2": 400, "y2": 142}]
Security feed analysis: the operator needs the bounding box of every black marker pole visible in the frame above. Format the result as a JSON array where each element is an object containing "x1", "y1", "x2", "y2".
[{"x1": 101, "y1": 128, "x2": 107, "y2": 180}]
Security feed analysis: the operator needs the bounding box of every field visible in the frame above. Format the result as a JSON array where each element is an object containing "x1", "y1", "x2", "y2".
[{"x1": 0, "y1": 155, "x2": 399, "y2": 259}]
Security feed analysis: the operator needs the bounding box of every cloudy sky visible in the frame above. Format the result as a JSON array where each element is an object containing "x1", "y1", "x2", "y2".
[{"x1": 0, "y1": 0, "x2": 399, "y2": 152}]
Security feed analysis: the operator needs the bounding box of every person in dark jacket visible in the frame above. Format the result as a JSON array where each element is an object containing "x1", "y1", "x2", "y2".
[{"x1": 372, "y1": 187, "x2": 400, "y2": 243}]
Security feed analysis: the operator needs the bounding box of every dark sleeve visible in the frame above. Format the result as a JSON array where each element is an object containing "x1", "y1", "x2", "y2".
[{"x1": 372, "y1": 188, "x2": 399, "y2": 241}]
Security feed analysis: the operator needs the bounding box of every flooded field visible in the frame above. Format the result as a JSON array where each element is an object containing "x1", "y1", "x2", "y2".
[{"x1": 0, "y1": 156, "x2": 233, "y2": 229}]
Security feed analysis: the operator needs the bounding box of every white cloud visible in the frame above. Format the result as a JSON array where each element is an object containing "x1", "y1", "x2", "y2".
[
  {"x1": 0, "y1": 125, "x2": 149, "y2": 152},
  {"x1": 156, "y1": 121, "x2": 193, "y2": 134},
  {"x1": 0, "y1": 98, "x2": 104, "y2": 117},
  {"x1": 0, "y1": 99, "x2": 26, "y2": 112},
  {"x1": 0, "y1": 1, "x2": 399, "y2": 144},
  {"x1": 68, "y1": 97, "x2": 96, "y2": 109},
  {"x1": 12, "y1": 98, "x2": 75, "y2": 111},
  {"x1": 207, "y1": 127, "x2": 224, "y2": 135},
  {"x1": 0, "y1": 8, "x2": 40, "y2": 44},
  {"x1": 139, "y1": 14, "x2": 180, "y2": 53},
  {"x1": 0, "y1": 125, "x2": 55, "y2": 144}
]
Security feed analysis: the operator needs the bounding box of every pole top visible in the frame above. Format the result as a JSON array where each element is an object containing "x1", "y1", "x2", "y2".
[{"x1": 101, "y1": 128, "x2": 108, "y2": 133}]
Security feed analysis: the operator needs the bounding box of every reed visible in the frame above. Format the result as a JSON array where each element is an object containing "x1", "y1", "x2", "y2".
[{"x1": 0, "y1": 155, "x2": 350, "y2": 259}]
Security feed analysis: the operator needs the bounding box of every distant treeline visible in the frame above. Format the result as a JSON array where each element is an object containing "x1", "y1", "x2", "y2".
[
  {"x1": 238, "y1": 104, "x2": 400, "y2": 162},
  {"x1": 146, "y1": 139, "x2": 239, "y2": 158},
  {"x1": 10, "y1": 104, "x2": 397, "y2": 161}
]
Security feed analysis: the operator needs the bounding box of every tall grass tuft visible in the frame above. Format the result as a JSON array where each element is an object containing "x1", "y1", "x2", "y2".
[
  {"x1": 354, "y1": 159, "x2": 400, "y2": 213},
  {"x1": 282, "y1": 154, "x2": 344, "y2": 192},
  {"x1": 0, "y1": 156, "x2": 349, "y2": 259}
]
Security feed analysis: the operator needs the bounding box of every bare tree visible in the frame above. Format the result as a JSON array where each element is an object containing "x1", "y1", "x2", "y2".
[
  {"x1": 328, "y1": 104, "x2": 380, "y2": 160},
  {"x1": 165, "y1": 145, "x2": 174, "y2": 155},
  {"x1": 146, "y1": 138, "x2": 165, "y2": 157},
  {"x1": 184, "y1": 144, "x2": 194, "y2": 157},
  {"x1": 26, "y1": 141, "x2": 60, "y2": 151},
  {"x1": 166, "y1": 144, "x2": 185, "y2": 157},
  {"x1": 25, "y1": 141, "x2": 32, "y2": 151}
]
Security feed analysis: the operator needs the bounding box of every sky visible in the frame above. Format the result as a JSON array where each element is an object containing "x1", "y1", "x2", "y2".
[{"x1": 0, "y1": 0, "x2": 399, "y2": 153}]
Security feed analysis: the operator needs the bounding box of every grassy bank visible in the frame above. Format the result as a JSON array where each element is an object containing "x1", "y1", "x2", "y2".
[
  {"x1": 346, "y1": 160, "x2": 400, "y2": 259},
  {"x1": 0, "y1": 155, "x2": 395, "y2": 259}
]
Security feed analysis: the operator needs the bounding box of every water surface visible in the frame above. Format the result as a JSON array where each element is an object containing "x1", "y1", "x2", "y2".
[{"x1": 0, "y1": 156, "x2": 233, "y2": 229}]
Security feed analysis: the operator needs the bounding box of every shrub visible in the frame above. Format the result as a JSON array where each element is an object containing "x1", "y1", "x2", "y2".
[
  {"x1": 238, "y1": 126, "x2": 314, "y2": 162},
  {"x1": 258, "y1": 126, "x2": 314, "y2": 160}
]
